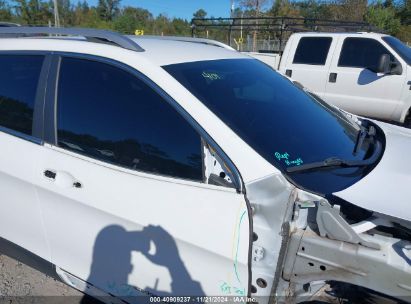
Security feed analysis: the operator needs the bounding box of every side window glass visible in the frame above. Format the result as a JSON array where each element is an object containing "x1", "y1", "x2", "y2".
[
  {"x1": 338, "y1": 38, "x2": 394, "y2": 68},
  {"x1": 57, "y1": 57, "x2": 203, "y2": 181},
  {"x1": 293, "y1": 37, "x2": 332, "y2": 65},
  {"x1": 0, "y1": 55, "x2": 44, "y2": 136}
]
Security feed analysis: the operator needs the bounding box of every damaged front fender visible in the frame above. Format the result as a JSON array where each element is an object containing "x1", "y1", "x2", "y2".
[{"x1": 280, "y1": 196, "x2": 411, "y2": 303}]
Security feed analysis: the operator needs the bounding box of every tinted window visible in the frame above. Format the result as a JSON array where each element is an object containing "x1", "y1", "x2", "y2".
[
  {"x1": 164, "y1": 59, "x2": 377, "y2": 195},
  {"x1": 338, "y1": 38, "x2": 394, "y2": 68},
  {"x1": 293, "y1": 37, "x2": 332, "y2": 65},
  {"x1": 382, "y1": 36, "x2": 411, "y2": 65},
  {"x1": 57, "y1": 57, "x2": 202, "y2": 181},
  {"x1": 0, "y1": 55, "x2": 44, "y2": 135}
]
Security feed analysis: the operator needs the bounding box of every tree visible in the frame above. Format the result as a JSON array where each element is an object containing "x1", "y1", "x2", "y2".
[
  {"x1": 397, "y1": 0, "x2": 411, "y2": 25},
  {"x1": 153, "y1": 13, "x2": 172, "y2": 35},
  {"x1": 239, "y1": 0, "x2": 271, "y2": 12},
  {"x1": 13, "y1": 0, "x2": 53, "y2": 25},
  {"x1": 269, "y1": 0, "x2": 301, "y2": 17},
  {"x1": 328, "y1": 0, "x2": 368, "y2": 21},
  {"x1": 56, "y1": 0, "x2": 74, "y2": 26},
  {"x1": 113, "y1": 6, "x2": 153, "y2": 34},
  {"x1": 239, "y1": 0, "x2": 271, "y2": 51},
  {"x1": 396, "y1": 0, "x2": 411, "y2": 42},
  {"x1": 171, "y1": 18, "x2": 191, "y2": 36},
  {"x1": 97, "y1": 0, "x2": 120, "y2": 21},
  {"x1": 72, "y1": 1, "x2": 90, "y2": 26},
  {"x1": 296, "y1": 0, "x2": 332, "y2": 20},
  {"x1": 397, "y1": 25, "x2": 411, "y2": 43},
  {"x1": 366, "y1": 0, "x2": 401, "y2": 34},
  {"x1": 0, "y1": 0, "x2": 12, "y2": 21},
  {"x1": 193, "y1": 8, "x2": 207, "y2": 19}
]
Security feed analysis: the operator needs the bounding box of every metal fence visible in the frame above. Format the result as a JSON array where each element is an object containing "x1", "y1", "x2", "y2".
[
  {"x1": 191, "y1": 17, "x2": 378, "y2": 53},
  {"x1": 229, "y1": 36, "x2": 287, "y2": 52}
]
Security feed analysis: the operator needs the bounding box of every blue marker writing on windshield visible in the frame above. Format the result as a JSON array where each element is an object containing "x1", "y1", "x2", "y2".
[{"x1": 275, "y1": 152, "x2": 303, "y2": 166}]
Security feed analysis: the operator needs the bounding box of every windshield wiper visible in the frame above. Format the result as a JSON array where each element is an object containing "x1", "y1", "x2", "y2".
[{"x1": 286, "y1": 140, "x2": 382, "y2": 173}]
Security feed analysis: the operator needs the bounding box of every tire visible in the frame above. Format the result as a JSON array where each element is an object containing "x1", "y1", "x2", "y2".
[{"x1": 404, "y1": 112, "x2": 411, "y2": 129}]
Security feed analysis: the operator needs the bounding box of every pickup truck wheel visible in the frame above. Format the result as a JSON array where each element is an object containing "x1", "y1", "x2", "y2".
[{"x1": 404, "y1": 113, "x2": 411, "y2": 129}]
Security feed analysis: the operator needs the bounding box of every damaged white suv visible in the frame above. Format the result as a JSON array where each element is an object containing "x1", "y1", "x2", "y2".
[{"x1": 0, "y1": 27, "x2": 410, "y2": 303}]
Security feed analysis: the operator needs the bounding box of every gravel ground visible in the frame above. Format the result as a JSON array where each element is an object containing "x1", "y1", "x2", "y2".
[
  {"x1": 0, "y1": 252, "x2": 394, "y2": 304},
  {"x1": 0, "y1": 253, "x2": 84, "y2": 304},
  {"x1": 0, "y1": 251, "x2": 337, "y2": 304}
]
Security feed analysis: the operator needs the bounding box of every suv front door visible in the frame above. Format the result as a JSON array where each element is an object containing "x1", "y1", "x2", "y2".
[{"x1": 34, "y1": 55, "x2": 251, "y2": 300}]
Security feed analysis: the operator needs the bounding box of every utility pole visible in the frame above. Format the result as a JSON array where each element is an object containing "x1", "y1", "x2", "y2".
[
  {"x1": 53, "y1": 0, "x2": 60, "y2": 27},
  {"x1": 230, "y1": 0, "x2": 235, "y2": 18},
  {"x1": 253, "y1": 0, "x2": 260, "y2": 52}
]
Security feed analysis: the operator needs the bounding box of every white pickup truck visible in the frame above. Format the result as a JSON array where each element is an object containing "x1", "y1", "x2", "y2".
[{"x1": 248, "y1": 32, "x2": 411, "y2": 127}]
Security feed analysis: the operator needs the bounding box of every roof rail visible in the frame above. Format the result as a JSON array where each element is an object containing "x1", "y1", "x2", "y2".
[
  {"x1": 134, "y1": 35, "x2": 235, "y2": 51},
  {"x1": 0, "y1": 27, "x2": 145, "y2": 52},
  {"x1": 0, "y1": 22, "x2": 21, "y2": 27}
]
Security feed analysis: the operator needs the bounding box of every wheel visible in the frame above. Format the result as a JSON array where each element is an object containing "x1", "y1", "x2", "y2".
[{"x1": 404, "y1": 112, "x2": 411, "y2": 129}]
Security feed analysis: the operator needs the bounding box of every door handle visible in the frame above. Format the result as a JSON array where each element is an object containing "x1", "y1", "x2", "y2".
[
  {"x1": 43, "y1": 170, "x2": 82, "y2": 189},
  {"x1": 285, "y1": 69, "x2": 292, "y2": 77},
  {"x1": 44, "y1": 170, "x2": 56, "y2": 179},
  {"x1": 329, "y1": 72, "x2": 337, "y2": 83}
]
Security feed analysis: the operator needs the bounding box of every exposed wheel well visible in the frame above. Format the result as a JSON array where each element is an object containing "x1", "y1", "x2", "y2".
[{"x1": 404, "y1": 109, "x2": 411, "y2": 128}]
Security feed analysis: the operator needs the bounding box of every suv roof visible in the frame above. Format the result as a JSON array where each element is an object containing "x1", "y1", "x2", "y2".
[
  {"x1": 0, "y1": 27, "x2": 246, "y2": 66},
  {"x1": 130, "y1": 36, "x2": 246, "y2": 65}
]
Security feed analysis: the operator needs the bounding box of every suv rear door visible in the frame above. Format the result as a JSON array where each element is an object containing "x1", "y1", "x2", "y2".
[
  {"x1": 324, "y1": 37, "x2": 406, "y2": 120},
  {"x1": 34, "y1": 54, "x2": 252, "y2": 300},
  {"x1": 279, "y1": 35, "x2": 336, "y2": 97},
  {"x1": 0, "y1": 53, "x2": 51, "y2": 262}
]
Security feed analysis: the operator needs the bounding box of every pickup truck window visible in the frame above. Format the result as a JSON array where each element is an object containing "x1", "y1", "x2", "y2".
[
  {"x1": 0, "y1": 55, "x2": 44, "y2": 136},
  {"x1": 338, "y1": 37, "x2": 395, "y2": 69},
  {"x1": 56, "y1": 57, "x2": 203, "y2": 181},
  {"x1": 293, "y1": 37, "x2": 332, "y2": 65},
  {"x1": 382, "y1": 36, "x2": 411, "y2": 65},
  {"x1": 164, "y1": 59, "x2": 379, "y2": 195}
]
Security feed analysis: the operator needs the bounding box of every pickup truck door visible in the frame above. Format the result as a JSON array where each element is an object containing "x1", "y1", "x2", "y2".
[
  {"x1": 279, "y1": 35, "x2": 336, "y2": 97},
  {"x1": 34, "y1": 55, "x2": 251, "y2": 301},
  {"x1": 324, "y1": 37, "x2": 406, "y2": 120}
]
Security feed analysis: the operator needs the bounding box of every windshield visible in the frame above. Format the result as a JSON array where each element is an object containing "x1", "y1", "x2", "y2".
[
  {"x1": 164, "y1": 59, "x2": 380, "y2": 194},
  {"x1": 382, "y1": 36, "x2": 411, "y2": 65}
]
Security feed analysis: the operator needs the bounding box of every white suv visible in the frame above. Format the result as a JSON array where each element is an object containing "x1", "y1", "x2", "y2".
[{"x1": 0, "y1": 27, "x2": 410, "y2": 304}]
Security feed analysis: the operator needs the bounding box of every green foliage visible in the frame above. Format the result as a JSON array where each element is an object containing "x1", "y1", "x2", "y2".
[
  {"x1": 266, "y1": 0, "x2": 409, "y2": 41},
  {"x1": 13, "y1": 0, "x2": 53, "y2": 25},
  {"x1": 171, "y1": 18, "x2": 191, "y2": 36},
  {"x1": 97, "y1": 0, "x2": 120, "y2": 21},
  {"x1": 113, "y1": 6, "x2": 152, "y2": 34},
  {"x1": 296, "y1": 0, "x2": 332, "y2": 19},
  {"x1": 57, "y1": 0, "x2": 74, "y2": 26},
  {"x1": 366, "y1": 1, "x2": 401, "y2": 34},
  {"x1": 269, "y1": 0, "x2": 301, "y2": 17},
  {"x1": 193, "y1": 9, "x2": 207, "y2": 19},
  {"x1": 0, "y1": 0, "x2": 12, "y2": 20},
  {"x1": 397, "y1": 0, "x2": 411, "y2": 25},
  {"x1": 0, "y1": 0, "x2": 409, "y2": 43}
]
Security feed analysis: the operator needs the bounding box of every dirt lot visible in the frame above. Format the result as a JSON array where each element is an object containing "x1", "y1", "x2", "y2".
[
  {"x1": 0, "y1": 253, "x2": 84, "y2": 303},
  {"x1": 0, "y1": 252, "x2": 386, "y2": 304}
]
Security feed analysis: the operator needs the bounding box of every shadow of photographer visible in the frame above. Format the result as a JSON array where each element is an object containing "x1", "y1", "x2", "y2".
[{"x1": 81, "y1": 224, "x2": 204, "y2": 304}]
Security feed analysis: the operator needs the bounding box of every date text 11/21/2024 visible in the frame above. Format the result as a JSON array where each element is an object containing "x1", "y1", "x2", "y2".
[{"x1": 149, "y1": 296, "x2": 257, "y2": 303}]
